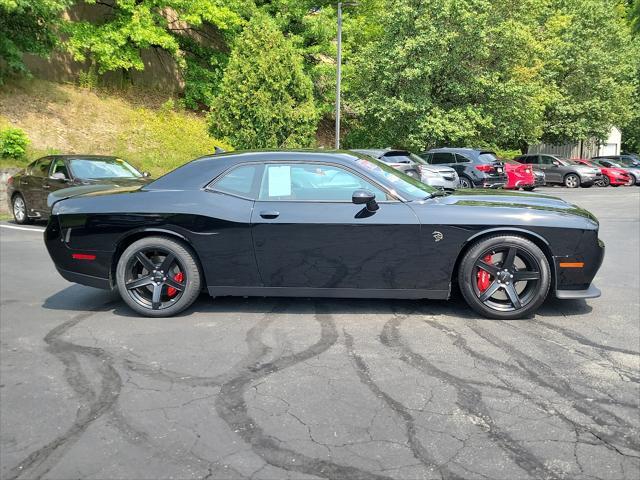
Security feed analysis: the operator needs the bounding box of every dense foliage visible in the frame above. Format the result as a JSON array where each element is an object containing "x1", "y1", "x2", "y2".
[
  {"x1": 0, "y1": 126, "x2": 30, "y2": 158},
  {"x1": 208, "y1": 14, "x2": 318, "y2": 149},
  {"x1": 1, "y1": 0, "x2": 638, "y2": 151},
  {"x1": 0, "y1": 0, "x2": 70, "y2": 81}
]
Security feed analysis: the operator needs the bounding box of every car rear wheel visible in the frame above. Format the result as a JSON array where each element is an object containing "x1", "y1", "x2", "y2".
[
  {"x1": 458, "y1": 235, "x2": 551, "y2": 320},
  {"x1": 523, "y1": 186, "x2": 535, "y2": 191},
  {"x1": 564, "y1": 174, "x2": 580, "y2": 188},
  {"x1": 12, "y1": 194, "x2": 32, "y2": 225},
  {"x1": 116, "y1": 236, "x2": 202, "y2": 317},
  {"x1": 459, "y1": 176, "x2": 473, "y2": 189}
]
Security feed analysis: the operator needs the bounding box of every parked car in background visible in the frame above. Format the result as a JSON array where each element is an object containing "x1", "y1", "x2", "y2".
[
  {"x1": 7, "y1": 155, "x2": 151, "y2": 224},
  {"x1": 592, "y1": 154, "x2": 640, "y2": 168},
  {"x1": 513, "y1": 154, "x2": 601, "y2": 188},
  {"x1": 503, "y1": 159, "x2": 536, "y2": 190},
  {"x1": 352, "y1": 149, "x2": 459, "y2": 190},
  {"x1": 591, "y1": 157, "x2": 640, "y2": 186},
  {"x1": 419, "y1": 148, "x2": 507, "y2": 189},
  {"x1": 573, "y1": 159, "x2": 632, "y2": 187}
]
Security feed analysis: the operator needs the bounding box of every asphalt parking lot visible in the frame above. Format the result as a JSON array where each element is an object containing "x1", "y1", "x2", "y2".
[{"x1": 1, "y1": 186, "x2": 638, "y2": 480}]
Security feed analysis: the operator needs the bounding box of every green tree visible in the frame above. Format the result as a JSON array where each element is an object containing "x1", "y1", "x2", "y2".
[
  {"x1": 540, "y1": 0, "x2": 638, "y2": 144},
  {"x1": 344, "y1": 0, "x2": 548, "y2": 150},
  {"x1": 208, "y1": 14, "x2": 318, "y2": 149},
  {"x1": 63, "y1": 0, "x2": 247, "y2": 103},
  {"x1": 0, "y1": 0, "x2": 70, "y2": 81}
]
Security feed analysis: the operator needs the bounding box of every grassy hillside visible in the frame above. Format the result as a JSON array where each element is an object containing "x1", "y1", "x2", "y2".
[{"x1": 0, "y1": 79, "x2": 230, "y2": 177}]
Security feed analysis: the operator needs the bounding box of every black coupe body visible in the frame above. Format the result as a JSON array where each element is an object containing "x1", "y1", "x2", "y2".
[{"x1": 44, "y1": 150, "x2": 604, "y2": 319}]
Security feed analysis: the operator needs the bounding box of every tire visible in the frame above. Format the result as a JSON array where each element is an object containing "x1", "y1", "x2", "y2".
[
  {"x1": 523, "y1": 187, "x2": 535, "y2": 191},
  {"x1": 458, "y1": 235, "x2": 551, "y2": 320},
  {"x1": 116, "y1": 236, "x2": 202, "y2": 317},
  {"x1": 11, "y1": 193, "x2": 32, "y2": 225},
  {"x1": 581, "y1": 183, "x2": 593, "y2": 188},
  {"x1": 564, "y1": 173, "x2": 580, "y2": 188},
  {"x1": 459, "y1": 176, "x2": 474, "y2": 189}
]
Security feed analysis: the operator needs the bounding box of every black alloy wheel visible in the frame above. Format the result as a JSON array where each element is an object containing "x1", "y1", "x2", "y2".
[
  {"x1": 458, "y1": 235, "x2": 551, "y2": 319},
  {"x1": 116, "y1": 236, "x2": 201, "y2": 317}
]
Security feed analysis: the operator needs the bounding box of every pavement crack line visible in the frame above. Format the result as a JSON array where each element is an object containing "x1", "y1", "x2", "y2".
[
  {"x1": 343, "y1": 328, "x2": 463, "y2": 480},
  {"x1": 466, "y1": 321, "x2": 640, "y2": 456},
  {"x1": 214, "y1": 301, "x2": 395, "y2": 480},
  {"x1": 379, "y1": 311, "x2": 561, "y2": 480}
]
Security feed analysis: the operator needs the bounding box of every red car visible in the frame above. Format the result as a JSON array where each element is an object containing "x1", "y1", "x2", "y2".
[
  {"x1": 503, "y1": 159, "x2": 535, "y2": 190},
  {"x1": 573, "y1": 159, "x2": 631, "y2": 187}
]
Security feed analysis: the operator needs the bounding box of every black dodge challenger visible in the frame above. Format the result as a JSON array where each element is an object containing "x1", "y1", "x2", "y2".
[{"x1": 44, "y1": 150, "x2": 604, "y2": 319}]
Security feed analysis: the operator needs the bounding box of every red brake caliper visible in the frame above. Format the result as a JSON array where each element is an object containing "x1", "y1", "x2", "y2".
[
  {"x1": 477, "y1": 254, "x2": 492, "y2": 292},
  {"x1": 167, "y1": 272, "x2": 184, "y2": 298}
]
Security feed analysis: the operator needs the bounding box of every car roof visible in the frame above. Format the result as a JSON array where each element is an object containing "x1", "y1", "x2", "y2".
[
  {"x1": 427, "y1": 147, "x2": 495, "y2": 154},
  {"x1": 146, "y1": 149, "x2": 378, "y2": 190},
  {"x1": 351, "y1": 148, "x2": 409, "y2": 157},
  {"x1": 44, "y1": 155, "x2": 122, "y2": 161}
]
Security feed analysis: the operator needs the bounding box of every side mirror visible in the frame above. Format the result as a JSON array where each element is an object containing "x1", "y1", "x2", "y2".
[
  {"x1": 142, "y1": 171, "x2": 151, "y2": 178},
  {"x1": 50, "y1": 172, "x2": 68, "y2": 181},
  {"x1": 352, "y1": 189, "x2": 379, "y2": 212},
  {"x1": 552, "y1": 161, "x2": 560, "y2": 166}
]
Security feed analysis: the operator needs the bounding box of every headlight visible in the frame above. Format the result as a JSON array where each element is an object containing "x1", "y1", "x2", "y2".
[{"x1": 419, "y1": 168, "x2": 440, "y2": 178}]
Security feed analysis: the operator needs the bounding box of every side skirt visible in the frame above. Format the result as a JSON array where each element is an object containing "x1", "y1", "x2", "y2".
[{"x1": 207, "y1": 286, "x2": 450, "y2": 300}]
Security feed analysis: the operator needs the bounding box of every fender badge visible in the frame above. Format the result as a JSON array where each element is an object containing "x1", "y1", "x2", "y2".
[{"x1": 432, "y1": 231, "x2": 444, "y2": 242}]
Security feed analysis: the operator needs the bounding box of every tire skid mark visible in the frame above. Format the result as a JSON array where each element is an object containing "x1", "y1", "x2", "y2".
[
  {"x1": 6, "y1": 306, "x2": 121, "y2": 480},
  {"x1": 380, "y1": 313, "x2": 560, "y2": 480},
  {"x1": 343, "y1": 329, "x2": 464, "y2": 480},
  {"x1": 215, "y1": 302, "x2": 394, "y2": 480},
  {"x1": 423, "y1": 319, "x2": 640, "y2": 459},
  {"x1": 466, "y1": 322, "x2": 640, "y2": 455},
  {"x1": 507, "y1": 321, "x2": 640, "y2": 388},
  {"x1": 533, "y1": 320, "x2": 639, "y2": 358}
]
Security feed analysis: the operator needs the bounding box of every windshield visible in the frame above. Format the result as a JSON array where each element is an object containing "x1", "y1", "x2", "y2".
[
  {"x1": 353, "y1": 156, "x2": 435, "y2": 200},
  {"x1": 69, "y1": 158, "x2": 142, "y2": 179},
  {"x1": 556, "y1": 158, "x2": 574, "y2": 166}
]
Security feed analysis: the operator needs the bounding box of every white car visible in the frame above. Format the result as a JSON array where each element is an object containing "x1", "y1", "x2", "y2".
[{"x1": 352, "y1": 148, "x2": 459, "y2": 190}]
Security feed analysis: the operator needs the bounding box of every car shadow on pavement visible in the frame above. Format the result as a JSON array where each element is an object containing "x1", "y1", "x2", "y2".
[{"x1": 41, "y1": 284, "x2": 593, "y2": 321}]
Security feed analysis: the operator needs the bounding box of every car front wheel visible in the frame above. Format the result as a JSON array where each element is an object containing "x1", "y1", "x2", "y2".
[
  {"x1": 12, "y1": 194, "x2": 32, "y2": 225},
  {"x1": 458, "y1": 235, "x2": 551, "y2": 320},
  {"x1": 564, "y1": 174, "x2": 580, "y2": 188},
  {"x1": 116, "y1": 236, "x2": 202, "y2": 317}
]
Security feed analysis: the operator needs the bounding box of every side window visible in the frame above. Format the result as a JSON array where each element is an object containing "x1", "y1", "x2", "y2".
[
  {"x1": 32, "y1": 157, "x2": 52, "y2": 177},
  {"x1": 420, "y1": 153, "x2": 432, "y2": 163},
  {"x1": 258, "y1": 163, "x2": 389, "y2": 202},
  {"x1": 526, "y1": 155, "x2": 539, "y2": 164},
  {"x1": 25, "y1": 160, "x2": 39, "y2": 175},
  {"x1": 540, "y1": 155, "x2": 555, "y2": 165},
  {"x1": 50, "y1": 158, "x2": 70, "y2": 178},
  {"x1": 455, "y1": 154, "x2": 472, "y2": 163},
  {"x1": 211, "y1": 164, "x2": 261, "y2": 199},
  {"x1": 431, "y1": 152, "x2": 455, "y2": 164}
]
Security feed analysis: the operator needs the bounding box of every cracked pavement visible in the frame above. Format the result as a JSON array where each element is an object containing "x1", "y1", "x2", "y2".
[{"x1": 1, "y1": 187, "x2": 638, "y2": 479}]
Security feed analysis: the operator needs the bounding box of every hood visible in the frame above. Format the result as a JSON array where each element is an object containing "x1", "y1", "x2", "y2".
[
  {"x1": 435, "y1": 189, "x2": 598, "y2": 223},
  {"x1": 573, "y1": 164, "x2": 600, "y2": 175}
]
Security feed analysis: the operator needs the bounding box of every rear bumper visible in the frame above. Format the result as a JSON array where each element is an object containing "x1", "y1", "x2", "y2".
[
  {"x1": 556, "y1": 284, "x2": 601, "y2": 300},
  {"x1": 56, "y1": 267, "x2": 112, "y2": 290}
]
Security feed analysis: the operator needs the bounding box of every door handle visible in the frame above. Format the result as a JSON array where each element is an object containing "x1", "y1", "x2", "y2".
[{"x1": 260, "y1": 210, "x2": 280, "y2": 219}]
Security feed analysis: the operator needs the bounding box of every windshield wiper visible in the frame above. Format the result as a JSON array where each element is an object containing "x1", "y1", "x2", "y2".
[{"x1": 427, "y1": 189, "x2": 450, "y2": 199}]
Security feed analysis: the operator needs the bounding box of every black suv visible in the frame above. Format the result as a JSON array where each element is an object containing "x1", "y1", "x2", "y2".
[{"x1": 419, "y1": 148, "x2": 507, "y2": 188}]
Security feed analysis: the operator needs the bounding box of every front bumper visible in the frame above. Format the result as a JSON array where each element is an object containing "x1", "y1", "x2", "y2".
[
  {"x1": 579, "y1": 172, "x2": 602, "y2": 185},
  {"x1": 556, "y1": 284, "x2": 601, "y2": 299}
]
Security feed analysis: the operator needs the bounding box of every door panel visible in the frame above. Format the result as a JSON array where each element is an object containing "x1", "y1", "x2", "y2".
[{"x1": 251, "y1": 201, "x2": 422, "y2": 289}]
